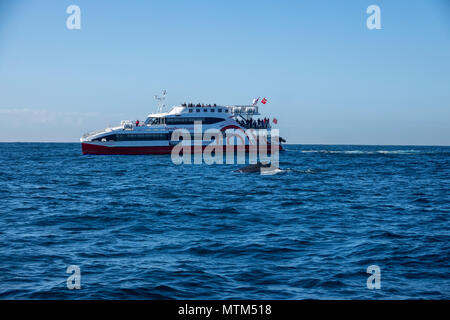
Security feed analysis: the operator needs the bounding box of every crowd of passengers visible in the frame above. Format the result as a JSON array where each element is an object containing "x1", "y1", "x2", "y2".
[
  {"x1": 237, "y1": 118, "x2": 271, "y2": 129},
  {"x1": 182, "y1": 103, "x2": 217, "y2": 108}
]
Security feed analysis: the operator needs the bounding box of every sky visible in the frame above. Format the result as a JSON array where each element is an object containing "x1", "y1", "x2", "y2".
[{"x1": 0, "y1": 0, "x2": 449, "y2": 145}]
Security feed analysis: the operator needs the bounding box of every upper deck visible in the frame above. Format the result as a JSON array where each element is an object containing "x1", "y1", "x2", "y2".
[{"x1": 146, "y1": 104, "x2": 260, "y2": 120}]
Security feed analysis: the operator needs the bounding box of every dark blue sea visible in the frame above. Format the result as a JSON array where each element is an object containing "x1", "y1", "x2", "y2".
[{"x1": 0, "y1": 143, "x2": 449, "y2": 299}]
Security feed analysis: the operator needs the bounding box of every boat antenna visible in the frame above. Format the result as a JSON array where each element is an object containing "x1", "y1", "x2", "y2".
[{"x1": 154, "y1": 89, "x2": 167, "y2": 113}]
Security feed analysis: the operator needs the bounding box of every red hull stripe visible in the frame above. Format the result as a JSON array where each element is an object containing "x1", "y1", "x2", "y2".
[
  {"x1": 81, "y1": 143, "x2": 282, "y2": 155},
  {"x1": 220, "y1": 125, "x2": 244, "y2": 132}
]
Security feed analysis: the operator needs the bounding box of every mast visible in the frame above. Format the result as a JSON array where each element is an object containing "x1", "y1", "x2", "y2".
[{"x1": 154, "y1": 89, "x2": 167, "y2": 113}]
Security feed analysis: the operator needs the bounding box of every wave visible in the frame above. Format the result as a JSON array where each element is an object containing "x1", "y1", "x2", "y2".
[
  {"x1": 1, "y1": 142, "x2": 449, "y2": 300},
  {"x1": 300, "y1": 149, "x2": 444, "y2": 155}
]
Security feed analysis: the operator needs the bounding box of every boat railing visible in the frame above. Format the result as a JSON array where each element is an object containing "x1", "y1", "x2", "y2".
[
  {"x1": 82, "y1": 126, "x2": 116, "y2": 138},
  {"x1": 121, "y1": 120, "x2": 134, "y2": 129},
  {"x1": 82, "y1": 128, "x2": 107, "y2": 138},
  {"x1": 239, "y1": 123, "x2": 272, "y2": 130}
]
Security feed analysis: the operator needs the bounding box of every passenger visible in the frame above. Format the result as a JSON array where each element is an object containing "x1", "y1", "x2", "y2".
[{"x1": 135, "y1": 120, "x2": 140, "y2": 127}]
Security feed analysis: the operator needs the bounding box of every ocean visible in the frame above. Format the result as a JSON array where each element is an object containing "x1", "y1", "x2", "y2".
[{"x1": 0, "y1": 143, "x2": 448, "y2": 299}]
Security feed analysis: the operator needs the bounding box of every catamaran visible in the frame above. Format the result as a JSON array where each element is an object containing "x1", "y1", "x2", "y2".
[{"x1": 80, "y1": 93, "x2": 283, "y2": 155}]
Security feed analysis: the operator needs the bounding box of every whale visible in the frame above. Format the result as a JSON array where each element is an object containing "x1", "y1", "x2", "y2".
[{"x1": 234, "y1": 162, "x2": 273, "y2": 173}]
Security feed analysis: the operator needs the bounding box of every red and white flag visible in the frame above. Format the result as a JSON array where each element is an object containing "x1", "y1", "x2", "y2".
[
  {"x1": 261, "y1": 97, "x2": 268, "y2": 104},
  {"x1": 272, "y1": 118, "x2": 278, "y2": 124}
]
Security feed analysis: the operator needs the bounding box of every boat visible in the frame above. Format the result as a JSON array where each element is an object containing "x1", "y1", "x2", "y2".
[{"x1": 80, "y1": 94, "x2": 283, "y2": 155}]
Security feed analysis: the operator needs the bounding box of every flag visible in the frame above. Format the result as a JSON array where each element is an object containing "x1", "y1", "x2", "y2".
[
  {"x1": 261, "y1": 97, "x2": 267, "y2": 104},
  {"x1": 252, "y1": 97, "x2": 260, "y2": 106},
  {"x1": 272, "y1": 118, "x2": 278, "y2": 124}
]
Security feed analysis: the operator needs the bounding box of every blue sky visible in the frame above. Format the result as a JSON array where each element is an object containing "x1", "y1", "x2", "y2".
[{"x1": 0, "y1": 0, "x2": 449, "y2": 144}]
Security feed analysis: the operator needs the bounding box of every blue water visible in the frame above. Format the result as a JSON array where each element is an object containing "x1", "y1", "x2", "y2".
[{"x1": 0, "y1": 143, "x2": 449, "y2": 299}]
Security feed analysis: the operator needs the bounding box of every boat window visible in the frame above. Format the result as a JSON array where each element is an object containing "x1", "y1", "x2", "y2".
[
  {"x1": 165, "y1": 117, "x2": 224, "y2": 125},
  {"x1": 203, "y1": 109, "x2": 207, "y2": 112},
  {"x1": 224, "y1": 109, "x2": 228, "y2": 113},
  {"x1": 189, "y1": 109, "x2": 193, "y2": 113},
  {"x1": 145, "y1": 117, "x2": 164, "y2": 125},
  {"x1": 115, "y1": 133, "x2": 170, "y2": 141},
  {"x1": 218, "y1": 109, "x2": 222, "y2": 112},
  {"x1": 196, "y1": 109, "x2": 200, "y2": 112},
  {"x1": 211, "y1": 109, "x2": 215, "y2": 112}
]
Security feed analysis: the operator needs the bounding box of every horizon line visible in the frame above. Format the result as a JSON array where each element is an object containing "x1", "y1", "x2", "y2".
[{"x1": 0, "y1": 142, "x2": 449, "y2": 147}]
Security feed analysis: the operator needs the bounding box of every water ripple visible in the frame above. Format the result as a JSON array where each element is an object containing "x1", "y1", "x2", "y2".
[{"x1": 0, "y1": 143, "x2": 449, "y2": 299}]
